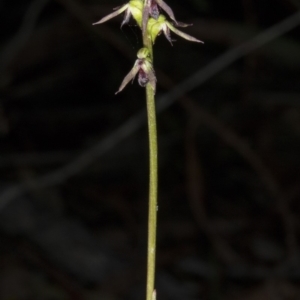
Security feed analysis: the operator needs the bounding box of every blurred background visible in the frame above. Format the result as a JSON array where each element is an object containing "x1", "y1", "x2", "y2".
[{"x1": 1, "y1": 0, "x2": 300, "y2": 299}]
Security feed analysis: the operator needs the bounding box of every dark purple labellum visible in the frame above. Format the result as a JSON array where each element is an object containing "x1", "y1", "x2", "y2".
[
  {"x1": 138, "y1": 69, "x2": 149, "y2": 87},
  {"x1": 150, "y1": 1, "x2": 160, "y2": 19}
]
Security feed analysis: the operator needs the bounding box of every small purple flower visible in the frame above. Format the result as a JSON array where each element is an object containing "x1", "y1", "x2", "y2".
[
  {"x1": 116, "y1": 48, "x2": 156, "y2": 94},
  {"x1": 142, "y1": 0, "x2": 178, "y2": 34}
]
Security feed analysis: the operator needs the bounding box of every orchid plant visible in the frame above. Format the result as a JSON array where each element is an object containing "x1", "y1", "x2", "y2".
[{"x1": 93, "y1": 1, "x2": 202, "y2": 299}]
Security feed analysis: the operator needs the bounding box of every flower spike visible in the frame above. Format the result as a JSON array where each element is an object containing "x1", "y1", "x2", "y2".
[
  {"x1": 147, "y1": 15, "x2": 204, "y2": 45},
  {"x1": 93, "y1": 0, "x2": 144, "y2": 28},
  {"x1": 116, "y1": 48, "x2": 156, "y2": 94}
]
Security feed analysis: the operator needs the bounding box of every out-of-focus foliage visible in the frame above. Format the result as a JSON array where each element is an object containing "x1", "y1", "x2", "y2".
[{"x1": 0, "y1": 0, "x2": 300, "y2": 299}]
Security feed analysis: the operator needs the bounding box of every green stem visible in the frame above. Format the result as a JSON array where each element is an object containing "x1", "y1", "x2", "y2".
[
  {"x1": 142, "y1": 7, "x2": 158, "y2": 300},
  {"x1": 145, "y1": 82, "x2": 157, "y2": 300}
]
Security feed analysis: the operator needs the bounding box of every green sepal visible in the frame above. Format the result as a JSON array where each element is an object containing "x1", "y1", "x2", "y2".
[
  {"x1": 129, "y1": 0, "x2": 144, "y2": 27},
  {"x1": 147, "y1": 15, "x2": 167, "y2": 43}
]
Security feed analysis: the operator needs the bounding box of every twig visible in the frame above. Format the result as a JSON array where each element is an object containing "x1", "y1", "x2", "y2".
[
  {"x1": 156, "y1": 10, "x2": 300, "y2": 113},
  {"x1": 185, "y1": 119, "x2": 242, "y2": 264},
  {"x1": 0, "y1": 0, "x2": 50, "y2": 87},
  {"x1": 182, "y1": 98, "x2": 298, "y2": 256}
]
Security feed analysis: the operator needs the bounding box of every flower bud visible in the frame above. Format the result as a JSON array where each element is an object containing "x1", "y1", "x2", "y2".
[{"x1": 137, "y1": 47, "x2": 150, "y2": 59}]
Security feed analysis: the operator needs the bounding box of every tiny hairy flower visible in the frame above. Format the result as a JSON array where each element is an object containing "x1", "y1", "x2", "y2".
[
  {"x1": 147, "y1": 15, "x2": 204, "y2": 45},
  {"x1": 142, "y1": 0, "x2": 177, "y2": 35},
  {"x1": 93, "y1": 0, "x2": 143, "y2": 28},
  {"x1": 115, "y1": 48, "x2": 156, "y2": 94}
]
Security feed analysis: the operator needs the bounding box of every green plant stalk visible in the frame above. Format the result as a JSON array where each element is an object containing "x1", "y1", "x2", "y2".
[
  {"x1": 143, "y1": 12, "x2": 158, "y2": 300},
  {"x1": 145, "y1": 82, "x2": 157, "y2": 300},
  {"x1": 92, "y1": 2, "x2": 201, "y2": 299}
]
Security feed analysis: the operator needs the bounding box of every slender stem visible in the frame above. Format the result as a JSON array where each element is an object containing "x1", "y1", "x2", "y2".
[
  {"x1": 142, "y1": 4, "x2": 158, "y2": 300},
  {"x1": 145, "y1": 83, "x2": 157, "y2": 300}
]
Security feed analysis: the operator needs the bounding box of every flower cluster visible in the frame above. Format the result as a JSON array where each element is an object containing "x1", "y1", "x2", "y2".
[{"x1": 93, "y1": 0, "x2": 203, "y2": 93}]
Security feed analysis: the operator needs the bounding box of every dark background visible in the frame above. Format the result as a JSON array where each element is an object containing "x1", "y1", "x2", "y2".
[{"x1": 0, "y1": 0, "x2": 300, "y2": 299}]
